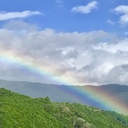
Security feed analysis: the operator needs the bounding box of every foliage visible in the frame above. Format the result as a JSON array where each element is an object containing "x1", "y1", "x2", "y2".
[{"x1": 1, "y1": 88, "x2": 128, "y2": 128}]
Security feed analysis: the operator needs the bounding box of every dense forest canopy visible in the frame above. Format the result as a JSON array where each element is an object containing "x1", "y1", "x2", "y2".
[{"x1": 1, "y1": 88, "x2": 128, "y2": 128}]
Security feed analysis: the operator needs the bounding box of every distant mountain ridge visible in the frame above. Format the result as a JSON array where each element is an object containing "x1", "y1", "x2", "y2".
[
  {"x1": 0, "y1": 79, "x2": 128, "y2": 112},
  {"x1": 85, "y1": 84, "x2": 128, "y2": 104}
]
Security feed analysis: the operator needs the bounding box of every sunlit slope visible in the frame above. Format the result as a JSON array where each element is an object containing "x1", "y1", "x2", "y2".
[{"x1": 1, "y1": 88, "x2": 128, "y2": 128}]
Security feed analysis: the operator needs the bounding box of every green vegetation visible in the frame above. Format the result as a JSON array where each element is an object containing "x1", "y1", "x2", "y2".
[{"x1": 1, "y1": 88, "x2": 128, "y2": 128}]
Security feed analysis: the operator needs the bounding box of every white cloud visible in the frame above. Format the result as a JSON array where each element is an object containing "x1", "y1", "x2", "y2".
[
  {"x1": 71, "y1": 1, "x2": 98, "y2": 14},
  {"x1": 56, "y1": 0, "x2": 63, "y2": 7},
  {"x1": 0, "y1": 11, "x2": 42, "y2": 21},
  {"x1": 124, "y1": 32, "x2": 128, "y2": 35},
  {"x1": 56, "y1": 0, "x2": 63, "y2": 4},
  {"x1": 107, "y1": 20, "x2": 115, "y2": 25},
  {"x1": 114, "y1": 5, "x2": 128, "y2": 25},
  {"x1": 0, "y1": 21, "x2": 128, "y2": 85}
]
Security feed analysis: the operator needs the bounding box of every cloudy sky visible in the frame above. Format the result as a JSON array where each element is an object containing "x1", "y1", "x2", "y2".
[{"x1": 0, "y1": 0, "x2": 128, "y2": 85}]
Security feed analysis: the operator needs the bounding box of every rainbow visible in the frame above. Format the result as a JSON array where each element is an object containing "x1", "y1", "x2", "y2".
[{"x1": 0, "y1": 50, "x2": 128, "y2": 115}]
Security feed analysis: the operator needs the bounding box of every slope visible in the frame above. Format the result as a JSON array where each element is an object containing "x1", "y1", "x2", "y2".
[{"x1": 1, "y1": 88, "x2": 128, "y2": 128}]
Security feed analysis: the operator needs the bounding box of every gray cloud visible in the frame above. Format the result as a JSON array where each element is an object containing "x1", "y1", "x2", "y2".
[
  {"x1": 0, "y1": 20, "x2": 128, "y2": 85},
  {"x1": 104, "y1": 64, "x2": 128, "y2": 85},
  {"x1": 4, "y1": 20, "x2": 38, "y2": 32}
]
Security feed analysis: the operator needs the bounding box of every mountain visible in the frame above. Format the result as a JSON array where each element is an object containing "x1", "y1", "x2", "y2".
[
  {"x1": 0, "y1": 79, "x2": 128, "y2": 112},
  {"x1": 1, "y1": 88, "x2": 128, "y2": 128},
  {"x1": 86, "y1": 84, "x2": 128, "y2": 104}
]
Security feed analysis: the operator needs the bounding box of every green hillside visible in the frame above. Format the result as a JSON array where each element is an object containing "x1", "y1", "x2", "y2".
[{"x1": 1, "y1": 88, "x2": 128, "y2": 128}]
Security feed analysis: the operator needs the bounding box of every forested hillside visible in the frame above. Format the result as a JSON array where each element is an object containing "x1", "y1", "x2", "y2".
[
  {"x1": 0, "y1": 80, "x2": 128, "y2": 112},
  {"x1": 1, "y1": 88, "x2": 128, "y2": 128}
]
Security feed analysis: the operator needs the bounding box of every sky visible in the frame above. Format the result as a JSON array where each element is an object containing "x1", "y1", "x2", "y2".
[{"x1": 0, "y1": 0, "x2": 128, "y2": 85}]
